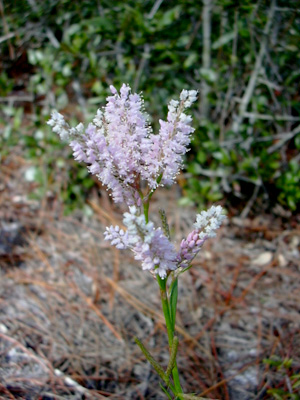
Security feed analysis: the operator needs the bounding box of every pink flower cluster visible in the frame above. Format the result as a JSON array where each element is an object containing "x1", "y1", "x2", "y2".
[
  {"x1": 177, "y1": 205, "x2": 226, "y2": 268},
  {"x1": 47, "y1": 84, "x2": 197, "y2": 206},
  {"x1": 104, "y1": 206, "x2": 177, "y2": 278},
  {"x1": 48, "y1": 84, "x2": 226, "y2": 279},
  {"x1": 105, "y1": 205, "x2": 226, "y2": 279}
]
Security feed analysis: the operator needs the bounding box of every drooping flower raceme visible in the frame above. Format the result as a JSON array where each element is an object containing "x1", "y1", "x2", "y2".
[{"x1": 47, "y1": 84, "x2": 197, "y2": 206}]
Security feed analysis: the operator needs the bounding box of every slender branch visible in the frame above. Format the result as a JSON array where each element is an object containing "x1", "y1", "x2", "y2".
[
  {"x1": 134, "y1": 43, "x2": 151, "y2": 92},
  {"x1": 0, "y1": 31, "x2": 15, "y2": 44},
  {"x1": 219, "y1": 125, "x2": 300, "y2": 147},
  {"x1": 201, "y1": 0, "x2": 213, "y2": 118},
  {"x1": 220, "y1": 8, "x2": 238, "y2": 141},
  {"x1": 0, "y1": 0, "x2": 15, "y2": 59},
  {"x1": 243, "y1": 112, "x2": 300, "y2": 122},
  {"x1": 233, "y1": 0, "x2": 276, "y2": 133},
  {"x1": 240, "y1": 180, "x2": 261, "y2": 219},
  {"x1": 267, "y1": 125, "x2": 300, "y2": 154},
  {"x1": 0, "y1": 95, "x2": 34, "y2": 102},
  {"x1": 147, "y1": 0, "x2": 164, "y2": 19}
]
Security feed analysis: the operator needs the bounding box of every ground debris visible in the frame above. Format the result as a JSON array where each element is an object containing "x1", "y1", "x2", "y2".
[{"x1": 0, "y1": 155, "x2": 299, "y2": 399}]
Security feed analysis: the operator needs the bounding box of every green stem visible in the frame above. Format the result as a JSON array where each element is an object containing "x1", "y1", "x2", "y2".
[
  {"x1": 166, "y1": 336, "x2": 179, "y2": 378},
  {"x1": 143, "y1": 195, "x2": 183, "y2": 398},
  {"x1": 143, "y1": 173, "x2": 163, "y2": 223},
  {"x1": 143, "y1": 200, "x2": 150, "y2": 223},
  {"x1": 157, "y1": 276, "x2": 183, "y2": 397}
]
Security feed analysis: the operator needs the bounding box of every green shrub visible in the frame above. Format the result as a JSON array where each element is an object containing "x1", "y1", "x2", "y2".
[{"x1": 1, "y1": 1, "x2": 299, "y2": 213}]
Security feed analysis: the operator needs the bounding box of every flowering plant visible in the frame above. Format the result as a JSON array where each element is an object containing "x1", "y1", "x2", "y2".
[{"x1": 48, "y1": 84, "x2": 226, "y2": 399}]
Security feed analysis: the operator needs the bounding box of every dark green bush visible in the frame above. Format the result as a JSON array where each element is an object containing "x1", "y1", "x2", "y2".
[{"x1": 1, "y1": 1, "x2": 299, "y2": 213}]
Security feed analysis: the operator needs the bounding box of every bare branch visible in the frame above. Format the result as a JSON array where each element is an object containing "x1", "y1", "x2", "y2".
[
  {"x1": 220, "y1": 8, "x2": 239, "y2": 141},
  {"x1": 233, "y1": 0, "x2": 276, "y2": 133},
  {"x1": 147, "y1": 0, "x2": 164, "y2": 19},
  {"x1": 0, "y1": 32, "x2": 15, "y2": 44},
  {"x1": 201, "y1": 0, "x2": 213, "y2": 118},
  {"x1": 267, "y1": 125, "x2": 300, "y2": 154},
  {"x1": 240, "y1": 181, "x2": 261, "y2": 219},
  {"x1": 243, "y1": 112, "x2": 300, "y2": 122},
  {"x1": 133, "y1": 44, "x2": 151, "y2": 93}
]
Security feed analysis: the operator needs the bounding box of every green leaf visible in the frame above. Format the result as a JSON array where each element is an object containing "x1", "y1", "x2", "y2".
[
  {"x1": 184, "y1": 53, "x2": 198, "y2": 69},
  {"x1": 157, "y1": 6, "x2": 181, "y2": 29},
  {"x1": 292, "y1": 375, "x2": 300, "y2": 389},
  {"x1": 159, "y1": 383, "x2": 172, "y2": 400},
  {"x1": 199, "y1": 67, "x2": 218, "y2": 83},
  {"x1": 134, "y1": 337, "x2": 169, "y2": 385},
  {"x1": 196, "y1": 150, "x2": 207, "y2": 164},
  {"x1": 159, "y1": 209, "x2": 170, "y2": 239},
  {"x1": 169, "y1": 278, "x2": 178, "y2": 333},
  {"x1": 178, "y1": 197, "x2": 194, "y2": 207},
  {"x1": 165, "y1": 336, "x2": 179, "y2": 378},
  {"x1": 212, "y1": 31, "x2": 235, "y2": 49}
]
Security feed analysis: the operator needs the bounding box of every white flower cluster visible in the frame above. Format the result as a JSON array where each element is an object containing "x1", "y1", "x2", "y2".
[
  {"x1": 47, "y1": 111, "x2": 85, "y2": 141},
  {"x1": 180, "y1": 89, "x2": 198, "y2": 108},
  {"x1": 123, "y1": 206, "x2": 153, "y2": 245},
  {"x1": 194, "y1": 205, "x2": 226, "y2": 239},
  {"x1": 104, "y1": 225, "x2": 128, "y2": 249},
  {"x1": 47, "y1": 111, "x2": 70, "y2": 141},
  {"x1": 177, "y1": 205, "x2": 226, "y2": 268}
]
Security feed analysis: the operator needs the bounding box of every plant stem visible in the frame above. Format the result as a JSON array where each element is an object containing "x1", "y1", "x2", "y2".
[
  {"x1": 143, "y1": 200, "x2": 183, "y2": 398},
  {"x1": 157, "y1": 276, "x2": 183, "y2": 397},
  {"x1": 144, "y1": 200, "x2": 150, "y2": 223}
]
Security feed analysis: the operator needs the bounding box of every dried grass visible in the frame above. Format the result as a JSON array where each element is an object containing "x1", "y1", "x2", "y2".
[{"x1": 0, "y1": 152, "x2": 299, "y2": 399}]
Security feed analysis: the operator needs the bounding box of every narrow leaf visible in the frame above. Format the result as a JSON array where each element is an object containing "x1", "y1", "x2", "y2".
[
  {"x1": 178, "y1": 394, "x2": 217, "y2": 400},
  {"x1": 166, "y1": 336, "x2": 179, "y2": 378},
  {"x1": 169, "y1": 278, "x2": 178, "y2": 332},
  {"x1": 159, "y1": 383, "x2": 173, "y2": 400},
  {"x1": 212, "y1": 31, "x2": 235, "y2": 49},
  {"x1": 134, "y1": 337, "x2": 169, "y2": 385},
  {"x1": 159, "y1": 209, "x2": 170, "y2": 239}
]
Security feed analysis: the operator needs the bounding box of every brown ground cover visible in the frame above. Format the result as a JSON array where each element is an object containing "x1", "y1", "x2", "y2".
[{"x1": 0, "y1": 151, "x2": 299, "y2": 399}]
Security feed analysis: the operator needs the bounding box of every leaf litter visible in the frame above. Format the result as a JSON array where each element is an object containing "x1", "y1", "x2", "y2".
[{"x1": 0, "y1": 151, "x2": 299, "y2": 399}]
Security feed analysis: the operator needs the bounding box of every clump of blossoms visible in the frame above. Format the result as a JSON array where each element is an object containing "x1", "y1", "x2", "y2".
[
  {"x1": 48, "y1": 84, "x2": 197, "y2": 206},
  {"x1": 48, "y1": 84, "x2": 226, "y2": 399}
]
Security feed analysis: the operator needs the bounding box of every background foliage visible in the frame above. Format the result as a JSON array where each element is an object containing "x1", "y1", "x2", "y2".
[{"x1": 1, "y1": 0, "x2": 299, "y2": 214}]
